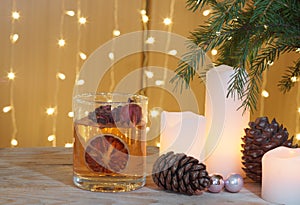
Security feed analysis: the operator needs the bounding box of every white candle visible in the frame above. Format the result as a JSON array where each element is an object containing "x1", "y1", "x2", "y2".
[
  {"x1": 262, "y1": 146, "x2": 300, "y2": 205},
  {"x1": 204, "y1": 65, "x2": 250, "y2": 177},
  {"x1": 160, "y1": 111, "x2": 206, "y2": 161}
]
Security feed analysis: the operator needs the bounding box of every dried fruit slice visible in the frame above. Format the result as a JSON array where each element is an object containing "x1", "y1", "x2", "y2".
[{"x1": 85, "y1": 134, "x2": 129, "y2": 173}]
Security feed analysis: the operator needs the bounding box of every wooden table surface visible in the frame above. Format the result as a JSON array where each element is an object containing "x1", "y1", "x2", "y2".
[{"x1": 0, "y1": 147, "x2": 274, "y2": 205}]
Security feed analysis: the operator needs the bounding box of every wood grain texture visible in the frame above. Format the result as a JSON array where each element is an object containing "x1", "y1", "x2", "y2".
[{"x1": 0, "y1": 147, "x2": 273, "y2": 205}]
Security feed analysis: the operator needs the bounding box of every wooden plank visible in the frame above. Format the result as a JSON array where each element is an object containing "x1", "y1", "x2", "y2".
[
  {"x1": 0, "y1": 147, "x2": 273, "y2": 204},
  {"x1": 0, "y1": 147, "x2": 73, "y2": 165}
]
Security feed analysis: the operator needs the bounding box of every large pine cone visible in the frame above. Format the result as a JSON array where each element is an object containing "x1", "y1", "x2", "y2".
[
  {"x1": 152, "y1": 151, "x2": 210, "y2": 195},
  {"x1": 242, "y1": 117, "x2": 298, "y2": 182}
]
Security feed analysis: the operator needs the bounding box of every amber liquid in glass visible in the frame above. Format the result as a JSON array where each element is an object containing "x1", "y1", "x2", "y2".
[{"x1": 73, "y1": 117, "x2": 146, "y2": 192}]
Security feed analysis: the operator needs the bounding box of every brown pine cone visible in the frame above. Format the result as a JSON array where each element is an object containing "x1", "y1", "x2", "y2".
[
  {"x1": 152, "y1": 151, "x2": 210, "y2": 195},
  {"x1": 242, "y1": 117, "x2": 298, "y2": 182}
]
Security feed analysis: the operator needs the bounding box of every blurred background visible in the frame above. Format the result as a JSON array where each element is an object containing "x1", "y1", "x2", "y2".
[{"x1": 0, "y1": 0, "x2": 299, "y2": 148}]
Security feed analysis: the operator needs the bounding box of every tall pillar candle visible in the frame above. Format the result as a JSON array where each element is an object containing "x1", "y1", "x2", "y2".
[
  {"x1": 204, "y1": 65, "x2": 250, "y2": 177},
  {"x1": 262, "y1": 146, "x2": 300, "y2": 205},
  {"x1": 160, "y1": 111, "x2": 206, "y2": 161}
]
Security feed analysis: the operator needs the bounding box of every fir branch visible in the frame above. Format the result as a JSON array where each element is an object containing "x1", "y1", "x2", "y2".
[
  {"x1": 239, "y1": 51, "x2": 275, "y2": 112},
  {"x1": 250, "y1": 0, "x2": 276, "y2": 23},
  {"x1": 170, "y1": 41, "x2": 208, "y2": 92},
  {"x1": 186, "y1": 0, "x2": 217, "y2": 11},
  {"x1": 227, "y1": 67, "x2": 248, "y2": 100},
  {"x1": 239, "y1": 76, "x2": 260, "y2": 112},
  {"x1": 208, "y1": 1, "x2": 246, "y2": 32},
  {"x1": 174, "y1": 0, "x2": 300, "y2": 112},
  {"x1": 278, "y1": 59, "x2": 300, "y2": 93}
]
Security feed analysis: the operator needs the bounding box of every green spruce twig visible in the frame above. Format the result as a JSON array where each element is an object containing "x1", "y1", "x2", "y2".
[{"x1": 172, "y1": 0, "x2": 300, "y2": 112}]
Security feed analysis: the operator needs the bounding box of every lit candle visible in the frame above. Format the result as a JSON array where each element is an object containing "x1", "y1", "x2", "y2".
[
  {"x1": 160, "y1": 111, "x2": 206, "y2": 161},
  {"x1": 262, "y1": 146, "x2": 300, "y2": 205},
  {"x1": 204, "y1": 65, "x2": 250, "y2": 177}
]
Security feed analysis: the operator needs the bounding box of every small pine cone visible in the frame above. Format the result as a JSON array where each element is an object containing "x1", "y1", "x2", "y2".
[
  {"x1": 242, "y1": 117, "x2": 298, "y2": 182},
  {"x1": 152, "y1": 151, "x2": 210, "y2": 195}
]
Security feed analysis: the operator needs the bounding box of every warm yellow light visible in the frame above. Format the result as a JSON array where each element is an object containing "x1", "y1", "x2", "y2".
[
  {"x1": 140, "y1": 10, "x2": 146, "y2": 15},
  {"x1": 113, "y1": 29, "x2": 121, "y2": 37},
  {"x1": 58, "y1": 39, "x2": 65, "y2": 47},
  {"x1": 150, "y1": 109, "x2": 160, "y2": 117},
  {"x1": 12, "y1": 11, "x2": 20, "y2": 20},
  {"x1": 155, "y1": 80, "x2": 164, "y2": 86},
  {"x1": 163, "y1": 18, "x2": 172, "y2": 25},
  {"x1": 291, "y1": 76, "x2": 298, "y2": 82},
  {"x1": 142, "y1": 15, "x2": 149, "y2": 23},
  {"x1": 65, "y1": 10, "x2": 75, "y2": 16},
  {"x1": 296, "y1": 48, "x2": 300, "y2": 53},
  {"x1": 261, "y1": 90, "x2": 269, "y2": 98},
  {"x1": 3, "y1": 106, "x2": 12, "y2": 113},
  {"x1": 7, "y1": 72, "x2": 16, "y2": 80},
  {"x1": 68, "y1": 111, "x2": 74, "y2": 118},
  {"x1": 211, "y1": 49, "x2": 218, "y2": 56},
  {"x1": 296, "y1": 133, "x2": 300, "y2": 141},
  {"x1": 156, "y1": 142, "x2": 161, "y2": 148},
  {"x1": 108, "y1": 52, "x2": 115, "y2": 60},
  {"x1": 146, "y1": 127, "x2": 150, "y2": 133},
  {"x1": 168, "y1": 49, "x2": 177, "y2": 56},
  {"x1": 57, "y1": 72, "x2": 66, "y2": 80},
  {"x1": 65, "y1": 143, "x2": 73, "y2": 148},
  {"x1": 76, "y1": 79, "x2": 85, "y2": 85},
  {"x1": 78, "y1": 17, "x2": 87, "y2": 24},
  {"x1": 79, "y1": 52, "x2": 87, "y2": 60},
  {"x1": 11, "y1": 139, "x2": 18, "y2": 146},
  {"x1": 145, "y1": 36, "x2": 155, "y2": 44},
  {"x1": 46, "y1": 107, "x2": 56, "y2": 115},
  {"x1": 48, "y1": 135, "x2": 55, "y2": 142},
  {"x1": 145, "y1": 71, "x2": 154, "y2": 78},
  {"x1": 267, "y1": 61, "x2": 274, "y2": 66},
  {"x1": 298, "y1": 107, "x2": 300, "y2": 113},
  {"x1": 202, "y1": 9, "x2": 210, "y2": 16},
  {"x1": 10, "y1": 34, "x2": 19, "y2": 43}
]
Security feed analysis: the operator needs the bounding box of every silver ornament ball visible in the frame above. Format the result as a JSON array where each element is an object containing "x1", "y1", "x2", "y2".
[
  {"x1": 208, "y1": 174, "x2": 224, "y2": 193},
  {"x1": 224, "y1": 173, "x2": 244, "y2": 193}
]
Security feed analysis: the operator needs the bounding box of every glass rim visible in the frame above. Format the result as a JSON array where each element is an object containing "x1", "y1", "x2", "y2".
[{"x1": 73, "y1": 92, "x2": 148, "y2": 104}]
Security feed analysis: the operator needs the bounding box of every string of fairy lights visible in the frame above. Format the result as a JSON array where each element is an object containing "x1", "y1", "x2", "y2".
[
  {"x1": 108, "y1": 0, "x2": 119, "y2": 92},
  {"x1": 47, "y1": 0, "x2": 67, "y2": 147},
  {"x1": 6, "y1": 0, "x2": 19, "y2": 147},
  {"x1": 260, "y1": 68, "x2": 269, "y2": 116},
  {"x1": 158, "y1": 0, "x2": 176, "y2": 108},
  {"x1": 296, "y1": 82, "x2": 300, "y2": 141},
  {"x1": 46, "y1": 0, "x2": 87, "y2": 147},
  {"x1": 141, "y1": 0, "x2": 182, "y2": 91},
  {"x1": 293, "y1": 48, "x2": 300, "y2": 140},
  {"x1": 2, "y1": 1, "x2": 300, "y2": 147},
  {"x1": 140, "y1": 0, "x2": 150, "y2": 94}
]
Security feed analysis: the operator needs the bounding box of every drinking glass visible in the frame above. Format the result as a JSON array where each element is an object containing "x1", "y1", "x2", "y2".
[{"x1": 73, "y1": 92, "x2": 148, "y2": 192}]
